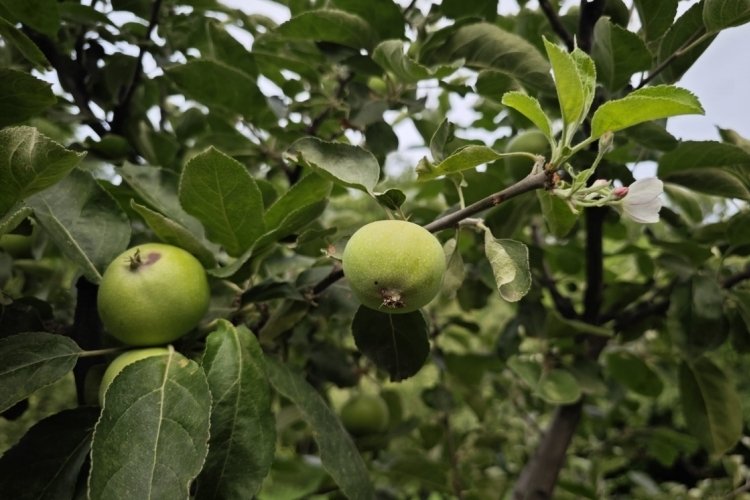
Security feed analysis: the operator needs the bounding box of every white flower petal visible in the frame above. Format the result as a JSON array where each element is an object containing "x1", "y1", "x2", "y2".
[
  {"x1": 626, "y1": 178, "x2": 663, "y2": 204},
  {"x1": 622, "y1": 177, "x2": 663, "y2": 223}
]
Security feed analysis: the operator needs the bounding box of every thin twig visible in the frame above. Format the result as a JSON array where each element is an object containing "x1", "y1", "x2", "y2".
[
  {"x1": 539, "y1": 0, "x2": 574, "y2": 51},
  {"x1": 531, "y1": 224, "x2": 578, "y2": 319},
  {"x1": 424, "y1": 171, "x2": 549, "y2": 233},
  {"x1": 637, "y1": 31, "x2": 714, "y2": 89}
]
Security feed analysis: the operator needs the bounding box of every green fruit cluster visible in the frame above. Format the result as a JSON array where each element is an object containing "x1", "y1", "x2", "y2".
[{"x1": 342, "y1": 220, "x2": 446, "y2": 314}]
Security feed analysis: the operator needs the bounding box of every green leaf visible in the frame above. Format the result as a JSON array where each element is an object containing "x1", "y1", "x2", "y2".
[
  {"x1": 27, "y1": 169, "x2": 131, "y2": 283},
  {"x1": 0, "y1": 407, "x2": 100, "y2": 499},
  {"x1": 265, "y1": 358, "x2": 374, "y2": 500},
  {"x1": 483, "y1": 230, "x2": 531, "y2": 302},
  {"x1": 591, "y1": 85, "x2": 704, "y2": 139},
  {"x1": 679, "y1": 356, "x2": 742, "y2": 455},
  {"x1": 537, "y1": 190, "x2": 578, "y2": 238},
  {"x1": 592, "y1": 18, "x2": 653, "y2": 91},
  {"x1": 166, "y1": 60, "x2": 268, "y2": 120},
  {"x1": 718, "y1": 128, "x2": 750, "y2": 153},
  {"x1": 442, "y1": 238, "x2": 464, "y2": 297},
  {"x1": 89, "y1": 350, "x2": 211, "y2": 500},
  {"x1": 416, "y1": 145, "x2": 502, "y2": 181},
  {"x1": 545, "y1": 309, "x2": 612, "y2": 338},
  {"x1": 0, "y1": 126, "x2": 85, "y2": 218},
  {"x1": 131, "y1": 201, "x2": 217, "y2": 268},
  {"x1": 264, "y1": 173, "x2": 332, "y2": 230},
  {"x1": 0, "y1": 0, "x2": 59, "y2": 36},
  {"x1": 331, "y1": 0, "x2": 404, "y2": 41},
  {"x1": 372, "y1": 40, "x2": 459, "y2": 83},
  {"x1": 703, "y1": 0, "x2": 750, "y2": 31},
  {"x1": 658, "y1": 141, "x2": 750, "y2": 198},
  {"x1": 634, "y1": 0, "x2": 678, "y2": 40},
  {"x1": 0, "y1": 332, "x2": 80, "y2": 413},
  {"x1": 272, "y1": 9, "x2": 377, "y2": 50},
  {"x1": 657, "y1": 2, "x2": 715, "y2": 84},
  {"x1": 429, "y1": 118, "x2": 454, "y2": 163},
  {"x1": 119, "y1": 163, "x2": 203, "y2": 234},
  {"x1": 258, "y1": 300, "x2": 310, "y2": 343},
  {"x1": 179, "y1": 147, "x2": 265, "y2": 257},
  {"x1": 351, "y1": 307, "x2": 430, "y2": 382},
  {"x1": 662, "y1": 169, "x2": 750, "y2": 200},
  {"x1": 288, "y1": 138, "x2": 380, "y2": 194},
  {"x1": 501, "y1": 92, "x2": 553, "y2": 139},
  {"x1": 658, "y1": 140, "x2": 750, "y2": 176},
  {"x1": 668, "y1": 275, "x2": 728, "y2": 354},
  {"x1": 0, "y1": 16, "x2": 49, "y2": 68},
  {"x1": 544, "y1": 38, "x2": 592, "y2": 130},
  {"x1": 196, "y1": 321, "x2": 275, "y2": 500},
  {"x1": 420, "y1": 22, "x2": 554, "y2": 93},
  {"x1": 374, "y1": 188, "x2": 406, "y2": 211},
  {"x1": 605, "y1": 350, "x2": 663, "y2": 397},
  {"x1": 0, "y1": 204, "x2": 32, "y2": 237},
  {"x1": 536, "y1": 369, "x2": 581, "y2": 405}
]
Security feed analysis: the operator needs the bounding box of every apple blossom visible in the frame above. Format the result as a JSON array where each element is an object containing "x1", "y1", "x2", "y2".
[{"x1": 619, "y1": 178, "x2": 663, "y2": 223}]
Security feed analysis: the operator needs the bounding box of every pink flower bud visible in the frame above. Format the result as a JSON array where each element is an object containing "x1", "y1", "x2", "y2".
[{"x1": 613, "y1": 186, "x2": 629, "y2": 198}]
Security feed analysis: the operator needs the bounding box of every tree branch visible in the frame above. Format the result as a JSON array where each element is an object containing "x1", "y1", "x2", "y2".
[
  {"x1": 423, "y1": 171, "x2": 549, "y2": 233},
  {"x1": 539, "y1": 0, "x2": 574, "y2": 51},
  {"x1": 513, "y1": 402, "x2": 583, "y2": 500},
  {"x1": 71, "y1": 277, "x2": 102, "y2": 405},
  {"x1": 513, "y1": 7, "x2": 606, "y2": 497},
  {"x1": 24, "y1": 30, "x2": 108, "y2": 137},
  {"x1": 577, "y1": 0, "x2": 606, "y2": 53},
  {"x1": 110, "y1": 0, "x2": 163, "y2": 133}
]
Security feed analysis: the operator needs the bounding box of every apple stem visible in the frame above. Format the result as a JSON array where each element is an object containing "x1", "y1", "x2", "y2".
[{"x1": 128, "y1": 249, "x2": 143, "y2": 271}]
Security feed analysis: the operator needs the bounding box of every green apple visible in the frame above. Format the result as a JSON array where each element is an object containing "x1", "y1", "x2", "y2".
[
  {"x1": 97, "y1": 243, "x2": 210, "y2": 346},
  {"x1": 342, "y1": 220, "x2": 446, "y2": 313},
  {"x1": 504, "y1": 130, "x2": 550, "y2": 181},
  {"x1": 340, "y1": 394, "x2": 390, "y2": 436},
  {"x1": 98, "y1": 347, "x2": 169, "y2": 405}
]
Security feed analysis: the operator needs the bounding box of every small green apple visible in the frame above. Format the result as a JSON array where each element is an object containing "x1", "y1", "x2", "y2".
[
  {"x1": 342, "y1": 220, "x2": 446, "y2": 313},
  {"x1": 504, "y1": 130, "x2": 550, "y2": 181},
  {"x1": 98, "y1": 347, "x2": 169, "y2": 405},
  {"x1": 340, "y1": 393, "x2": 390, "y2": 436},
  {"x1": 97, "y1": 243, "x2": 210, "y2": 346}
]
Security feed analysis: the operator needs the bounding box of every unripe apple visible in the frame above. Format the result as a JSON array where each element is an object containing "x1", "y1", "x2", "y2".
[
  {"x1": 340, "y1": 393, "x2": 390, "y2": 436},
  {"x1": 98, "y1": 347, "x2": 169, "y2": 404},
  {"x1": 504, "y1": 130, "x2": 550, "y2": 181},
  {"x1": 342, "y1": 220, "x2": 446, "y2": 313},
  {"x1": 97, "y1": 243, "x2": 210, "y2": 346}
]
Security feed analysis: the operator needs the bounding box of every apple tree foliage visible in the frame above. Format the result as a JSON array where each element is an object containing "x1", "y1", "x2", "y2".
[{"x1": 2, "y1": 0, "x2": 750, "y2": 498}]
